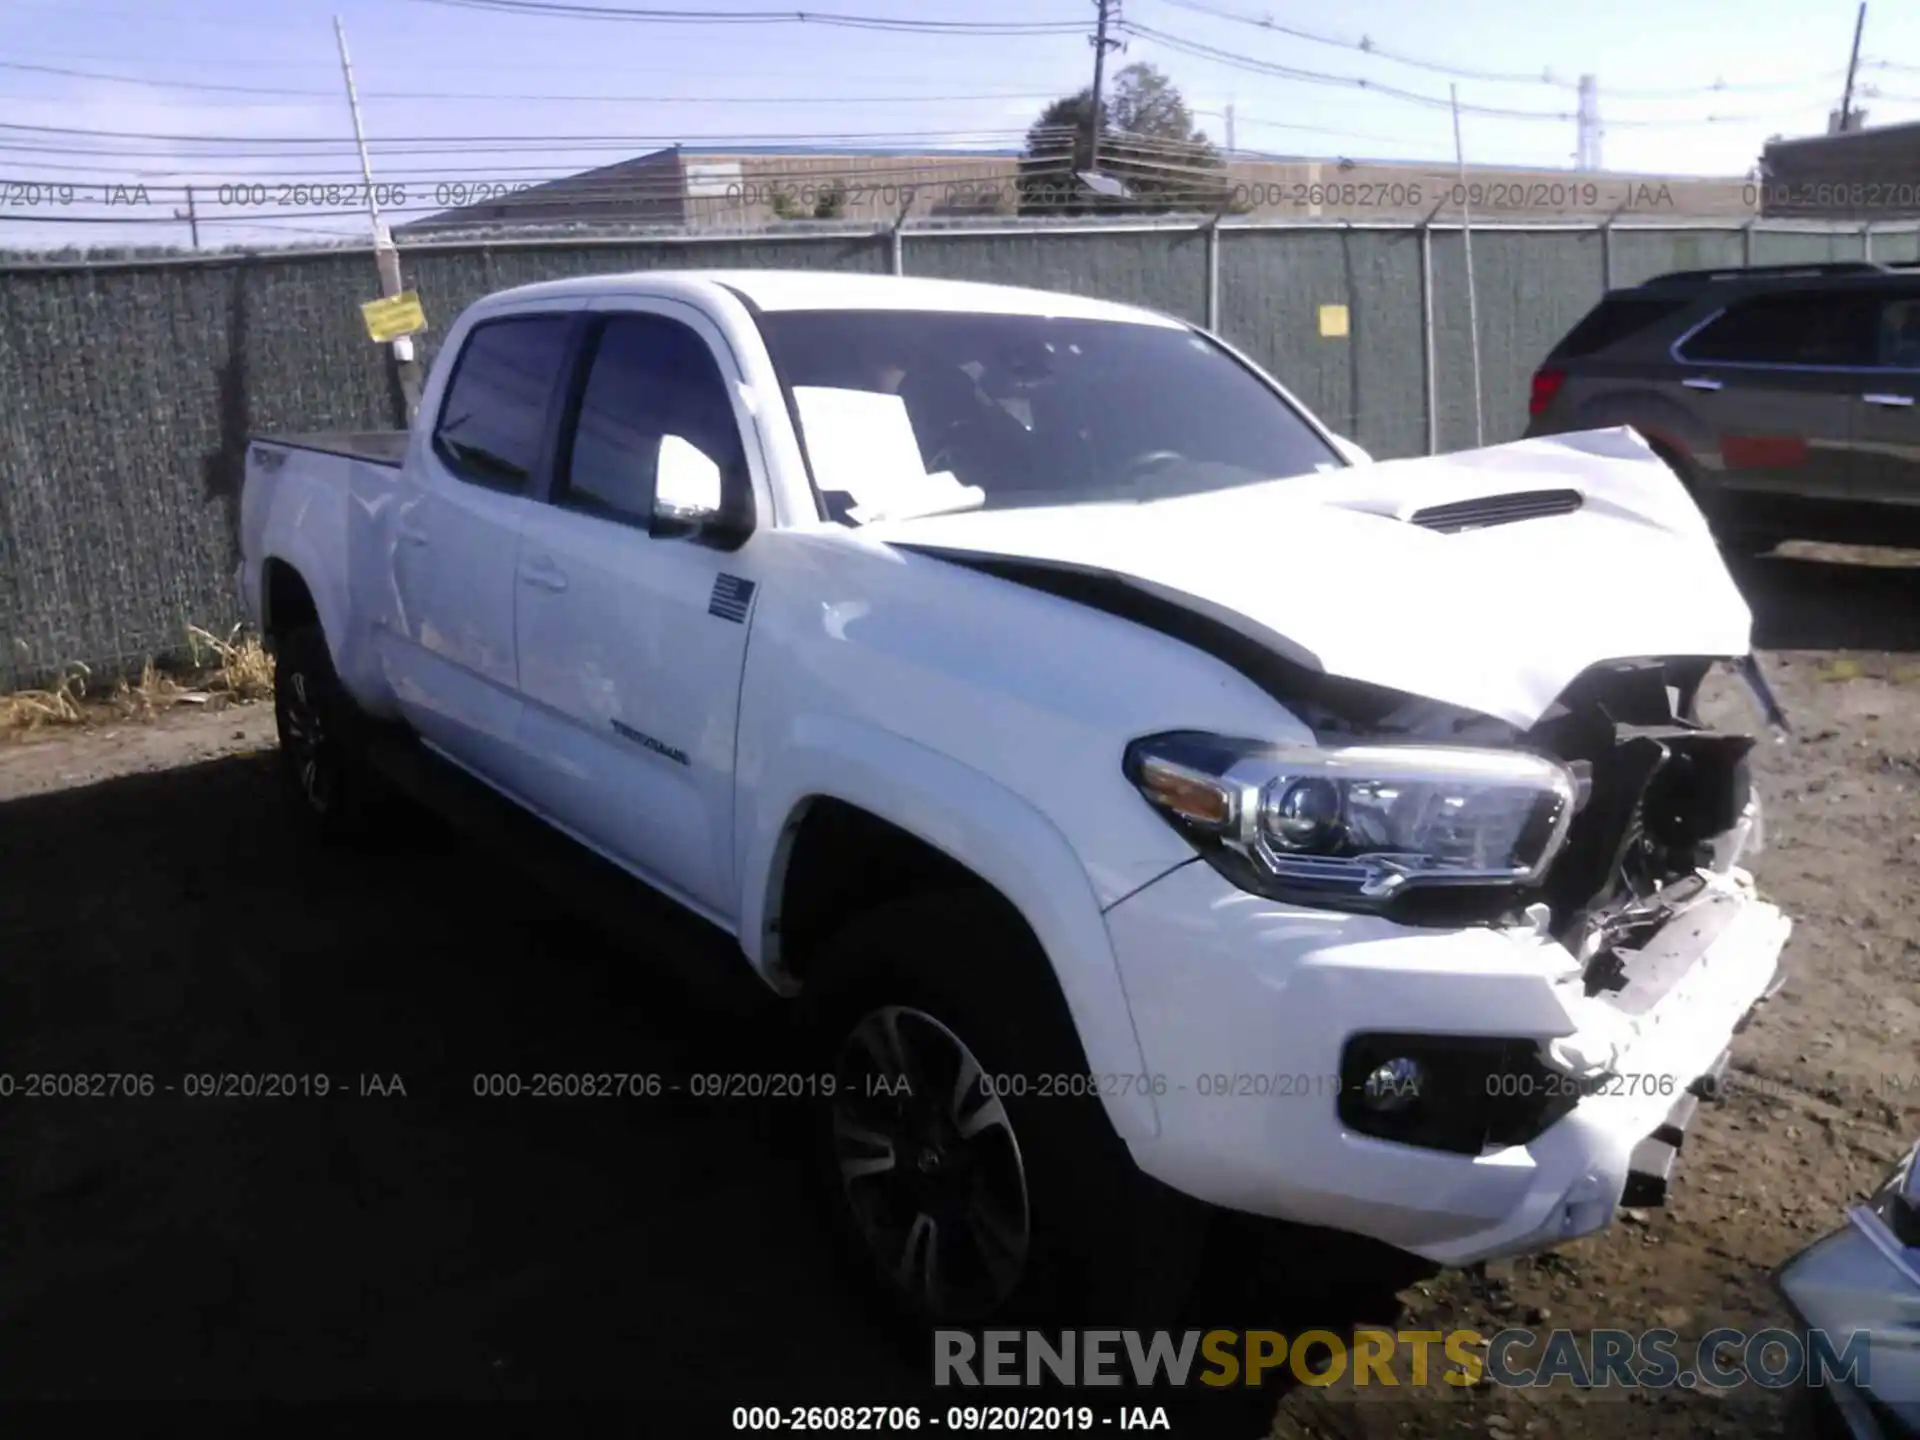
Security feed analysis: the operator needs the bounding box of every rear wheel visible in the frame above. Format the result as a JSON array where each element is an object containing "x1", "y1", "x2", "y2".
[
  {"x1": 272, "y1": 625, "x2": 391, "y2": 841},
  {"x1": 802, "y1": 892, "x2": 1208, "y2": 1328}
]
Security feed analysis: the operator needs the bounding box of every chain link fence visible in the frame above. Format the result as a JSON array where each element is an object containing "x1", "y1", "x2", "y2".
[{"x1": 2, "y1": 215, "x2": 1913, "y2": 691}]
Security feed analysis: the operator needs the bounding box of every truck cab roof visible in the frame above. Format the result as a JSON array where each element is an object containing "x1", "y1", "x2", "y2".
[{"x1": 475, "y1": 268, "x2": 1188, "y2": 327}]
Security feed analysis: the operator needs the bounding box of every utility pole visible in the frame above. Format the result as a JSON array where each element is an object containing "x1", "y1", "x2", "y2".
[
  {"x1": 334, "y1": 17, "x2": 385, "y2": 261},
  {"x1": 334, "y1": 14, "x2": 421, "y2": 418},
  {"x1": 1839, "y1": 2, "x2": 1867, "y2": 131},
  {"x1": 1575, "y1": 75, "x2": 1601, "y2": 170},
  {"x1": 1451, "y1": 84, "x2": 1485, "y2": 449},
  {"x1": 1088, "y1": 0, "x2": 1122, "y2": 174},
  {"x1": 172, "y1": 184, "x2": 199, "y2": 249},
  {"x1": 1224, "y1": 101, "x2": 1236, "y2": 155}
]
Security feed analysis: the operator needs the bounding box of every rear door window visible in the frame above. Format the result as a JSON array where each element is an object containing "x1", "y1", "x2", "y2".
[
  {"x1": 432, "y1": 315, "x2": 575, "y2": 491},
  {"x1": 1677, "y1": 292, "x2": 1878, "y2": 367},
  {"x1": 1548, "y1": 295, "x2": 1692, "y2": 360}
]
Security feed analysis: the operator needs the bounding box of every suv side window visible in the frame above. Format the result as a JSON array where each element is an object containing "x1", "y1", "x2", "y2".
[
  {"x1": 431, "y1": 315, "x2": 574, "y2": 491},
  {"x1": 1678, "y1": 291, "x2": 1877, "y2": 367},
  {"x1": 1876, "y1": 294, "x2": 1920, "y2": 369},
  {"x1": 555, "y1": 312, "x2": 747, "y2": 526}
]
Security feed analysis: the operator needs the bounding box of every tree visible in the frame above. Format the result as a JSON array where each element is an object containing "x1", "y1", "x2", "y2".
[
  {"x1": 811, "y1": 180, "x2": 848, "y2": 220},
  {"x1": 768, "y1": 178, "x2": 849, "y2": 221},
  {"x1": 1018, "y1": 63, "x2": 1229, "y2": 216}
]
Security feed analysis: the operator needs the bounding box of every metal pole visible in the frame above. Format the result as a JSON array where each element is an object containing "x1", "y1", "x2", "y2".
[
  {"x1": 174, "y1": 185, "x2": 200, "y2": 250},
  {"x1": 1839, "y1": 2, "x2": 1867, "y2": 131},
  {"x1": 1225, "y1": 102, "x2": 1236, "y2": 155},
  {"x1": 335, "y1": 14, "x2": 420, "y2": 418},
  {"x1": 334, "y1": 16, "x2": 384, "y2": 253},
  {"x1": 1205, "y1": 217, "x2": 1220, "y2": 331},
  {"x1": 1088, "y1": 0, "x2": 1115, "y2": 174},
  {"x1": 1420, "y1": 218, "x2": 1437, "y2": 455},
  {"x1": 1451, "y1": 84, "x2": 1485, "y2": 449},
  {"x1": 1743, "y1": 218, "x2": 1756, "y2": 267}
]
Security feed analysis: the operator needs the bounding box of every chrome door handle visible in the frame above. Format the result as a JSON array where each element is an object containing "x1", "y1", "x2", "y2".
[
  {"x1": 1862, "y1": 392, "x2": 1916, "y2": 407},
  {"x1": 518, "y1": 559, "x2": 569, "y2": 592},
  {"x1": 1682, "y1": 376, "x2": 1723, "y2": 392}
]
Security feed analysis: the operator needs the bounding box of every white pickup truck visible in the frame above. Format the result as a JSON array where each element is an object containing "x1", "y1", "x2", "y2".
[{"x1": 239, "y1": 268, "x2": 1792, "y2": 1326}]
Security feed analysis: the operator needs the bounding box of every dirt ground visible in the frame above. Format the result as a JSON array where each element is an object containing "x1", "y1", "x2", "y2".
[{"x1": 2, "y1": 543, "x2": 1917, "y2": 1436}]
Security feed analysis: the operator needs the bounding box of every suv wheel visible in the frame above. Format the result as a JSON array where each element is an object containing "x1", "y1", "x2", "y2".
[{"x1": 803, "y1": 892, "x2": 1208, "y2": 1328}]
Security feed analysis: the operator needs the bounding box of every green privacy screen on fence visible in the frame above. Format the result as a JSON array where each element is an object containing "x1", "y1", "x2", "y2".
[{"x1": 0, "y1": 217, "x2": 1910, "y2": 689}]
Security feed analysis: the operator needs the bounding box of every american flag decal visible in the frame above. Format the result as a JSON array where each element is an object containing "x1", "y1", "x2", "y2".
[{"x1": 709, "y1": 573, "x2": 756, "y2": 624}]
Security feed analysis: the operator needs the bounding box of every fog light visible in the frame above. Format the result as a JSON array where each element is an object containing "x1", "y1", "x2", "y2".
[{"x1": 1362, "y1": 1056, "x2": 1424, "y2": 1112}]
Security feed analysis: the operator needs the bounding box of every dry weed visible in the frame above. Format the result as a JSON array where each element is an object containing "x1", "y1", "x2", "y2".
[
  {"x1": 1, "y1": 624, "x2": 274, "y2": 735},
  {"x1": 0, "y1": 662, "x2": 90, "y2": 731},
  {"x1": 185, "y1": 624, "x2": 275, "y2": 702}
]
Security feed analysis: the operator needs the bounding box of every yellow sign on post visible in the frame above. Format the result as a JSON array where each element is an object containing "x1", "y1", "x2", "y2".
[
  {"x1": 361, "y1": 290, "x2": 428, "y2": 343},
  {"x1": 1318, "y1": 303, "x2": 1350, "y2": 338}
]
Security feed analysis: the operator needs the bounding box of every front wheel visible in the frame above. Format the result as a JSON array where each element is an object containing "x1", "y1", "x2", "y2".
[{"x1": 803, "y1": 892, "x2": 1208, "y2": 1328}]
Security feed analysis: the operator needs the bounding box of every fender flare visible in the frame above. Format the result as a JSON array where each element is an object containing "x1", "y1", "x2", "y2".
[
  {"x1": 260, "y1": 537, "x2": 350, "y2": 676},
  {"x1": 260, "y1": 493, "x2": 396, "y2": 716},
  {"x1": 739, "y1": 713, "x2": 1164, "y2": 1142}
]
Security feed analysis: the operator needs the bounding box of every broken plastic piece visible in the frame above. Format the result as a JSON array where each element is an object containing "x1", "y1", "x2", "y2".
[{"x1": 1735, "y1": 653, "x2": 1791, "y2": 739}]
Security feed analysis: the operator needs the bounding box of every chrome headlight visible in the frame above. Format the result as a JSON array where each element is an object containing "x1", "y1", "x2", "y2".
[{"x1": 1125, "y1": 732, "x2": 1577, "y2": 913}]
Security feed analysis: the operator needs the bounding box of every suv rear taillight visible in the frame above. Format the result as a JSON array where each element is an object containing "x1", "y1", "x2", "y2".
[{"x1": 1529, "y1": 367, "x2": 1567, "y2": 417}]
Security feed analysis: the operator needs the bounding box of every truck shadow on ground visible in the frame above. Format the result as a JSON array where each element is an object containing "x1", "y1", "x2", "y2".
[{"x1": 0, "y1": 752, "x2": 1427, "y2": 1434}]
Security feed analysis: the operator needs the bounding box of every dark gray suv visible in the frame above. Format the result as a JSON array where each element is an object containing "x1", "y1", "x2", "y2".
[{"x1": 1525, "y1": 260, "x2": 1920, "y2": 552}]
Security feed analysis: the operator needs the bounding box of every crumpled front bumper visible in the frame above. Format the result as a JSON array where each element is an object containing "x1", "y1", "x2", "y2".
[{"x1": 1103, "y1": 859, "x2": 1790, "y2": 1265}]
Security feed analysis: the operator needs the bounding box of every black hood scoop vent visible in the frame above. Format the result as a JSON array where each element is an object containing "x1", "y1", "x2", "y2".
[{"x1": 1409, "y1": 488, "x2": 1584, "y2": 533}]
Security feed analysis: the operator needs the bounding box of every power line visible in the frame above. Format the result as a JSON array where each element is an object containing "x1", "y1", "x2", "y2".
[
  {"x1": 0, "y1": 119, "x2": 1046, "y2": 145},
  {"x1": 0, "y1": 59, "x2": 1062, "y2": 105},
  {"x1": 1123, "y1": 19, "x2": 1848, "y2": 127},
  {"x1": 1122, "y1": 21, "x2": 1578, "y2": 119},
  {"x1": 0, "y1": 60, "x2": 332, "y2": 97},
  {"x1": 0, "y1": 107, "x2": 1411, "y2": 179},
  {"x1": 0, "y1": 45, "x2": 1061, "y2": 77},
  {"x1": 1151, "y1": 0, "x2": 1569, "y2": 88},
  {"x1": 1149, "y1": 0, "x2": 1853, "y2": 99},
  {"x1": 397, "y1": 1, "x2": 1091, "y2": 33}
]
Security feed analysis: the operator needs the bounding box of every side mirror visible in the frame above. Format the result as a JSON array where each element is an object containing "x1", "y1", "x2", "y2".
[
  {"x1": 1330, "y1": 433, "x2": 1374, "y2": 466},
  {"x1": 651, "y1": 434, "x2": 753, "y2": 549}
]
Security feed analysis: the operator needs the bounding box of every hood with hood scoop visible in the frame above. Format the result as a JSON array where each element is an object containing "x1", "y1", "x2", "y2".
[{"x1": 859, "y1": 427, "x2": 1752, "y2": 729}]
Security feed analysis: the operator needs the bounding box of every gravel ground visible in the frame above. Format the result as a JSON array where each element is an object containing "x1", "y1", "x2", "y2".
[{"x1": 2, "y1": 544, "x2": 1917, "y2": 1437}]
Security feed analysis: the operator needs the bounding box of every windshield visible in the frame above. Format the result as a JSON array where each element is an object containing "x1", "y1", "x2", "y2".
[{"x1": 753, "y1": 309, "x2": 1343, "y2": 524}]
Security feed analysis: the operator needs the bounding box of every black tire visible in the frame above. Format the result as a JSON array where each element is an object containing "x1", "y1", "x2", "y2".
[
  {"x1": 800, "y1": 891, "x2": 1209, "y2": 1330},
  {"x1": 272, "y1": 624, "x2": 391, "y2": 842}
]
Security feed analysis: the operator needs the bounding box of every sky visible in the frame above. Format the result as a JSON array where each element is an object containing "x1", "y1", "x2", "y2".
[{"x1": 1, "y1": 0, "x2": 1916, "y2": 249}]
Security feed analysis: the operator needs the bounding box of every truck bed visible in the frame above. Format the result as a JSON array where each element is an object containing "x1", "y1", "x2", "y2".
[{"x1": 258, "y1": 431, "x2": 409, "y2": 468}]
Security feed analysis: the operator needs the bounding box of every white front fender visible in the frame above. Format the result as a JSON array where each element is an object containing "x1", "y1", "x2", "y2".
[{"x1": 739, "y1": 712, "x2": 1164, "y2": 1143}]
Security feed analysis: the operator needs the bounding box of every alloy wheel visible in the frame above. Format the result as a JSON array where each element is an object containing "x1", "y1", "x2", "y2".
[
  {"x1": 829, "y1": 1004, "x2": 1032, "y2": 1322},
  {"x1": 280, "y1": 668, "x2": 333, "y2": 814}
]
